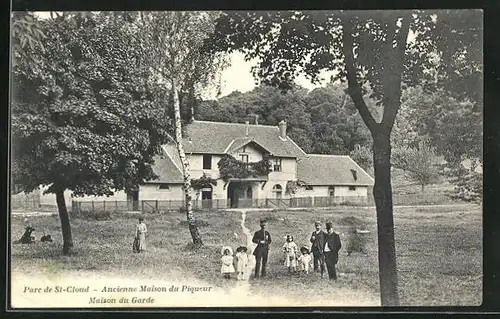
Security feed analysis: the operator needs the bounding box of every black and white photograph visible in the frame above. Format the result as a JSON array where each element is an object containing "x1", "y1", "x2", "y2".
[{"x1": 8, "y1": 10, "x2": 483, "y2": 308}]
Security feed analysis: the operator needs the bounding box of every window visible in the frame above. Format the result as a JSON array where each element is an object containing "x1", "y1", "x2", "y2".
[
  {"x1": 305, "y1": 185, "x2": 314, "y2": 191},
  {"x1": 349, "y1": 186, "x2": 356, "y2": 191},
  {"x1": 329, "y1": 186, "x2": 335, "y2": 197},
  {"x1": 273, "y1": 158, "x2": 282, "y2": 172},
  {"x1": 240, "y1": 154, "x2": 249, "y2": 163},
  {"x1": 158, "y1": 184, "x2": 170, "y2": 190},
  {"x1": 203, "y1": 154, "x2": 212, "y2": 169}
]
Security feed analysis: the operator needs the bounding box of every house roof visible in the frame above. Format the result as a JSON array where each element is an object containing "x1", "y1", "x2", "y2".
[
  {"x1": 297, "y1": 154, "x2": 374, "y2": 186},
  {"x1": 182, "y1": 120, "x2": 306, "y2": 158},
  {"x1": 145, "y1": 144, "x2": 184, "y2": 184}
]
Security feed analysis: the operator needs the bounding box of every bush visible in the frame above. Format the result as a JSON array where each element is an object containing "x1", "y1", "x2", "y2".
[
  {"x1": 337, "y1": 216, "x2": 365, "y2": 227},
  {"x1": 346, "y1": 227, "x2": 368, "y2": 255},
  {"x1": 72, "y1": 209, "x2": 112, "y2": 221}
]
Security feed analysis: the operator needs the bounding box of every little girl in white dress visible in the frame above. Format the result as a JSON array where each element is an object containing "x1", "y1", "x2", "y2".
[
  {"x1": 235, "y1": 246, "x2": 249, "y2": 280},
  {"x1": 221, "y1": 246, "x2": 235, "y2": 279},
  {"x1": 282, "y1": 235, "x2": 298, "y2": 273}
]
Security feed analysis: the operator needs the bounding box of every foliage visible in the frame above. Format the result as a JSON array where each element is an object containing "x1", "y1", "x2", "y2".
[
  {"x1": 11, "y1": 12, "x2": 171, "y2": 197},
  {"x1": 11, "y1": 12, "x2": 47, "y2": 68},
  {"x1": 217, "y1": 154, "x2": 272, "y2": 183},
  {"x1": 443, "y1": 164, "x2": 482, "y2": 203},
  {"x1": 350, "y1": 144, "x2": 373, "y2": 171},
  {"x1": 191, "y1": 173, "x2": 218, "y2": 190},
  {"x1": 392, "y1": 139, "x2": 441, "y2": 192}
]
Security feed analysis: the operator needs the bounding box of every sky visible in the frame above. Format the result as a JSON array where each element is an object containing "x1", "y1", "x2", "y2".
[{"x1": 31, "y1": 11, "x2": 419, "y2": 100}]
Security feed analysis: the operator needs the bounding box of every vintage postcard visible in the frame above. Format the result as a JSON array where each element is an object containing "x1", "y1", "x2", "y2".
[{"x1": 9, "y1": 9, "x2": 482, "y2": 309}]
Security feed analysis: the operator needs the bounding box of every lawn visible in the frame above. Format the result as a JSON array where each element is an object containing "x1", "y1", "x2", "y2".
[{"x1": 10, "y1": 204, "x2": 482, "y2": 306}]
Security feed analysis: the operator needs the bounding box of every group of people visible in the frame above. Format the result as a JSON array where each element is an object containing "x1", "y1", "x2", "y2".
[
  {"x1": 132, "y1": 216, "x2": 342, "y2": 281},
  {"x1": 221, "y1": 218, "x2": 342, "y2": 281}
]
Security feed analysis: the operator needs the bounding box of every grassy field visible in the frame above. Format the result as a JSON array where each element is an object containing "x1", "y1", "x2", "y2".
[{"x1": 10, "y1": 204, "x2": 482, "y2": 306}]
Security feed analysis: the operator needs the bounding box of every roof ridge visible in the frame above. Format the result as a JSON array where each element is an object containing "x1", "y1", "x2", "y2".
[
  {"x1": 306, "y1": 154, "x2": 351, "y2": 158},
  {"x1": 193, "y1": 120, "x2": 280, "y2": 129}
]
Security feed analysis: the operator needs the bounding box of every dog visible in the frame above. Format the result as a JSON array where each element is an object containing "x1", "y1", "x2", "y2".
[
  {"x1": 17, "y1": 226, "x2": 35, "y2": 244},
  {"x1": 40, "y1": 234, "x2": 53, "y2": 242}
]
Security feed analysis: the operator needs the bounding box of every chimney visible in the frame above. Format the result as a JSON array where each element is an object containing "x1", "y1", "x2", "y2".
[
  {"x1": 245, "y1": 121, "x2": 249, "y2": 136},
  {"x1": 255, "y1": 114, "x2": 259, "y2": 125},
  {"x1": 278, "y1": 120, "x2": 287, "y2": 139}
]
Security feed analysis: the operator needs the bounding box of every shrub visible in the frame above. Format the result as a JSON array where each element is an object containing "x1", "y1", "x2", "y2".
[{"x1": 346, "y1": 227, "x2": 368, "y2": 255}]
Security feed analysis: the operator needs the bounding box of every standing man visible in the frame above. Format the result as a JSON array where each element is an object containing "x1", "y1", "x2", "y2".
[
  {"x1": 252, "y1": 218, "x2": 272, "y2": 278},
  {"x1": 309, "y1": 221, "x2": 327, "y2": 276},
  {"x1": 324, "y1": 222, "x2": 342, "y2": 280}
]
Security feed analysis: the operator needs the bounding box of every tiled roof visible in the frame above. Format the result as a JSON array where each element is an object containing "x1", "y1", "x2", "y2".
[
  {"x1": 145, "y1": 144, "x2": 184, "y2": 184},
  {"x1": 297, "y1": 154, "x2": 374, "y2": 186},
  {"x1": 182, "y1": 120, "x2": 306, "y2": 158}
]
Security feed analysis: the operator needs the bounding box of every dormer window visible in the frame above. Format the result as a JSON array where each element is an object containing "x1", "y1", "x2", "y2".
[
  {"x1": 350, "y1": 169, "x2": 358, "y2": 181},
  {"x1": 273, "y1": 158, "x2": 282, "y2": 172}
]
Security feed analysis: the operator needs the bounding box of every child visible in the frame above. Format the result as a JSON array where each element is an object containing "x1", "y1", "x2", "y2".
[
  {"x1": 282, "y1": 235, "x2": 298, "y2": 273},
  {"x1": 297, "y1": 246, "x2": 313, "y2": 274},
  {"x1": 235, "y1": 246, "x2": 249, "y2": 280},
  {"x1": 134, "y1": 217, "x2": 147, "y2": 253},
  {"x1": 221, "y1": 246, "x2": 235, "y2": 279}
]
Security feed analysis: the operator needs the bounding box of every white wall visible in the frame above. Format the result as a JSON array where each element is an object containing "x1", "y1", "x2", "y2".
[
  {"x1": 71, "y1": 190, "x2": 128, "y2": 202},
  {"x1": 139, "y1": 184, "x2": 184, "y2": 201},
  {"x1": 187, "y1": 154, "x2": 223, "y2": 180},
  {"x1": 293, "y1": 185, "x2": 368, "y2": 198}
]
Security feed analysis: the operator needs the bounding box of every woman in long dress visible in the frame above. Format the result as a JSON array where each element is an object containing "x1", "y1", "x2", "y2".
[{"x1": 134, "y1": 217, "x2": 147, "y2": 253}]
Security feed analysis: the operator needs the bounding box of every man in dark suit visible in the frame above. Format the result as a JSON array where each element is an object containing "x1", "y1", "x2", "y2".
[
  {"x1": 323, "y1": 222, "x2": 342, "y2": 280},
  {"x1": 252, "y1": 218, "x2": 272, "y2": 278},
  {"x1": 309, "y1": 221, "x2": 327, "y2": 276}
]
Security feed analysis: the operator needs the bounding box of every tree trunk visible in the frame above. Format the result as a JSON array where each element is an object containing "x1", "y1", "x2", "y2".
[
  {"x1": 372, "y1": 130, "x2": 399, "y2": 306},
  {"x1": 55, "y1": 189, "x2": 73, "y2": 255},
  {"x1": 421, "y1": 183, "x2": 425, "y2": 193},
  {"x1": 172, "y1": 81, "x2": 203, "y2": 248}
]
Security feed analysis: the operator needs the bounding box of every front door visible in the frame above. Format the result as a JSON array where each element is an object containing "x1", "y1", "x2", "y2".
[{"x1": 201, "y1": 188, "x2": 213, "y2": 209}]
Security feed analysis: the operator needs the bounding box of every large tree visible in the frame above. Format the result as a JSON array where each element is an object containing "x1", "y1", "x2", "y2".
[
  {"x1": 11, "y1": 12, "x2": 171, "y2": 254},
  {"x1": 208, "y1": 10, "x2": 482, "y2": 305},
  {"x1": 134, "y1": 12, "x2": 227, "y2": 248}
]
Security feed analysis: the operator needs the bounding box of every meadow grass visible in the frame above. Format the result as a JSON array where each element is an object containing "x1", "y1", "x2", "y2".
[{"x1": 11, "y1": 204, "x2": 482, "y2": 306}]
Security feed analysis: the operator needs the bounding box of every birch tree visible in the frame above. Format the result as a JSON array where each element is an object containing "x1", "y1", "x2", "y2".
[{"x1": 136, "y1": 12, "x2": 227, "y2": 247}]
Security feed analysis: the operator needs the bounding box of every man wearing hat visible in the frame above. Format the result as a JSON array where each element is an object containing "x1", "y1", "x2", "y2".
[
  {"x1": 310, "y1": 221, "x2": 327, "y2": 275},
  {"x1": 323, "y1": 221, "x2": 342, "y2": 280},
  {"x1": 252, "y1": 218, "x2": 272, "y2": 278}
]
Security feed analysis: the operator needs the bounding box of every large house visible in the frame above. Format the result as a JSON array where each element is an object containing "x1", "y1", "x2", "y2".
[{"x1": 70, "y1": 119, "x2": 374, "y2": 209}]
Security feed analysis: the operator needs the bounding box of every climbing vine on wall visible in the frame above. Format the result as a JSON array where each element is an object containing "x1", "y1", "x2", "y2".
[
  {"x1": 191, "y1": 173, "x2": 218, "y2": 190},
  {"x1": 285, "y1": 179, "x2": 309, "y2": 195},
  {"x1": 217, "y1": 154, "x2": 272, "y2": 183}
]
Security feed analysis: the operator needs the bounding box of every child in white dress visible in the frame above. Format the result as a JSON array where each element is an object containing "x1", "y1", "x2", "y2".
[
  {"x1": 297, "y1": 246, "x2": 313, "y2": 274},
  {"x1": 282, "y1": 235, "x2": 298, "y2": 273},
  {"x1": 221, "y1": 246, "x2": 235, "y2": 279},
  {"x1": 235, "y1": 246, "x2": 249, "y2": 280}
]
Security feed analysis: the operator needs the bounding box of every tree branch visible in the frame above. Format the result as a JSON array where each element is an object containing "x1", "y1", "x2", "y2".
[
  {"x1": 341, "y1": 18, "x2": 378, "y2": 132},
  {"x1": 380, "y1": 14, "x2": 411, "y2": 131}
]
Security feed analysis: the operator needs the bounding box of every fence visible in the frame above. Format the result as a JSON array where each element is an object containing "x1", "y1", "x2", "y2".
[{"x1": 71, "y1": 192, "x2": 461, "y2": 214}]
